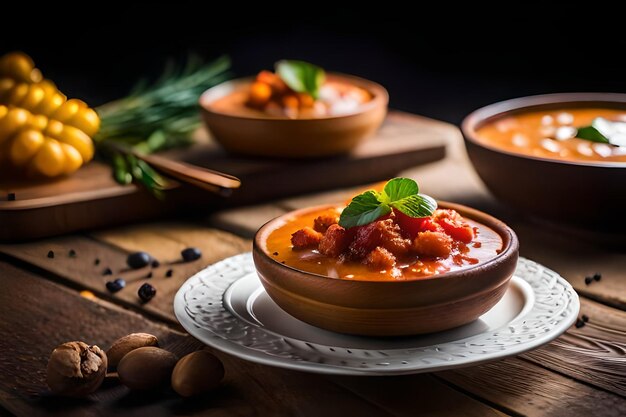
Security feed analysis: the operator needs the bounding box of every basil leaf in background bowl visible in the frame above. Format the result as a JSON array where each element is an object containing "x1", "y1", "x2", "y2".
[
  {"x1": 276, "y1": 60, "x2": 326, "y2": 99},
  {"x1": 576, "y1": 117, "x2": 626, "y2": 147}
]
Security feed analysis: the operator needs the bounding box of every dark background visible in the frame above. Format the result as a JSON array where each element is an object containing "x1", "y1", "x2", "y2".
[{"x1": 2, "y1": 5, "x2": 625, "y2": 125}]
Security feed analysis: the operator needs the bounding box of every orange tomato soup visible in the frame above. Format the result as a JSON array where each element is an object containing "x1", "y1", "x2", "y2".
[
  {"x1": 264, "y1": 207, "x2": 503, "y2": 281},
  {"x1": 475, "y1": 108, "x2": 626, "y2": 163}
]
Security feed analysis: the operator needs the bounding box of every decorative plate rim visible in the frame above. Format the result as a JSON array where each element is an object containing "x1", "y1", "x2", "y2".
[{"x1": 174, "y1": 253, "x2": 579, "y2": 376}]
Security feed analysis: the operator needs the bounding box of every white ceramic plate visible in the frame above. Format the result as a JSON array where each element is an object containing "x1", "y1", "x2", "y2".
[{"x1": 174, "y1": 253, "x2": 579, "y2": 375}]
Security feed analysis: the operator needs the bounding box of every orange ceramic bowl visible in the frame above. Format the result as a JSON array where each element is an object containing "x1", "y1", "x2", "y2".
[
  {"x1": 199, "y1": 74, "x2": 388, "y2": 158},
  {"x1": 253, "y1": 202, "x2": 519, "y2": 336}
]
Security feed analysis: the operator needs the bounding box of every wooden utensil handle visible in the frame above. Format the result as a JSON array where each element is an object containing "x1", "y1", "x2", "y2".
[{"x1": 134, "y1": 152, "x2": 241, "y2": 195}]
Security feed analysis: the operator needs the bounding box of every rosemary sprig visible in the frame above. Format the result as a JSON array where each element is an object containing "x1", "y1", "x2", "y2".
[{"x1": 94, "y1": 55, "x2": 231, "y2": 194}]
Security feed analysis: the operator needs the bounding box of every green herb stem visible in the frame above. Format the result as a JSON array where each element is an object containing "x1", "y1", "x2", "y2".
[{"x1": 94, "y1": 55, "x2": 232, "y2": 193}]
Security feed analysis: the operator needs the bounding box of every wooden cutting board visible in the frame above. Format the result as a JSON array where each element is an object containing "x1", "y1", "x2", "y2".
[{"x1": 0, "y1": 111, "x2": 453, "y2": 241}]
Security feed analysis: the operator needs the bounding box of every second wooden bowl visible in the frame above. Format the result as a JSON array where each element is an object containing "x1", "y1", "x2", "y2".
[
  {"x1": 199, "y1": 74, "x2": 388, "y2": 158},
  {"x1": 253, "y1": 202, "x2": 519, "y2": 336}
]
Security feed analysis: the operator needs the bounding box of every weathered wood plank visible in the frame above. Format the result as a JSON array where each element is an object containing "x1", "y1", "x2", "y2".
[
  {"x1": 206, "y1": 204, "x2": 288, "y2": 238},
  {"x1": 437, "y1": 357, "x2": 626, "y2": 417},
  {"x1": 331, "y1": 374, "x2": 507, "y2": 417},
  {"x1": 0, "y1": 261, "x2": 401, "y2": 417},
  {"x1": 521, "y1": 297, "x2": 626, "y2": 397},
  {"x1": 0, "y1": 223, "x2": 249, "y2": 323}
]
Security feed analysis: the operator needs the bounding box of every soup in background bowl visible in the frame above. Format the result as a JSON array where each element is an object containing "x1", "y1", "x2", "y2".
[{"x1": 462, "y1": 93, "x2": 626, "y2": 231}]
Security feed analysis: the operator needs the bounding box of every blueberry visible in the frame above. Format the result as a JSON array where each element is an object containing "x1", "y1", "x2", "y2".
[
  {"x1": 181, "y1": 247, "x2": 202, "y2": 262},
  {"x1": 138, "y1": 283, "x2": 156, "y2": 302},
  {"x1": 151, "y1": 259, "x2": 160, "y2": 268},
  {"x1": 127, "y1": 252, "x2": 152, "y2": 269},
  {"x1": 575, "y1": 319, "x2": 585, "y2": 328},
  {"x1": 106, "y1": 278, "x2": 126, "y2": 293}
]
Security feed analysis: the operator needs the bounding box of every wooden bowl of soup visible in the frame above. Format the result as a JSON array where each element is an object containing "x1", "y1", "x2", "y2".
[
  {"x1": 462, "y1": 93, "x2": 626, "y2": 230},
  {"x1": 199, "y1": 74, "x2": 388, "y2": 158},
  {"x1": 252, "y1": 202, "x2": 518, "y2": 336}
]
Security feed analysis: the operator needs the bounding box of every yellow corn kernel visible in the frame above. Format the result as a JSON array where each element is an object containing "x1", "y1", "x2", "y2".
[
  {"x1": 38, "y1": 79, "x2": 58, "y2": 98},
  {"x1": 0, "y1": 108, "x2": 29, "y2": 144},
  {"x1": 0, "y1": 79, "x2": 15, "y2": 101},
  {"x1": 20, "y1": 85, "x2": 45, "y2": 112},
  {"x1": 60, "y1": 142, "x2": 83, "y2": 174},
  {"x1": 52, "y1": 99, "x2": 81, "y2": 123},
  {"x1": 36, "y1": 92, "x2": 65, "y2": 116},
  {"x1": 70, "y1": 107, "x2": 100, "y2": 137},
  {"x1": 44, "y1": 119, "x2": 63, "y2": 137},
  {"x1": 0, "y1": 52, "x2": 37, "y2": 83},
  {"x1": 7, "y1": 82, "x2": 29, "y2": 106},
  {"x1": 10, "y1": 129, "x2": 44, "y2": 166},
  {"x1": 47, "y1": 122, "x2": 94, "y2": 162},
  {"x1": 31, "y1": 138, "x2": 65, "y2": 177},
  {"x1": 25, "y1": 114, "x2": 48, "y2": 131}
]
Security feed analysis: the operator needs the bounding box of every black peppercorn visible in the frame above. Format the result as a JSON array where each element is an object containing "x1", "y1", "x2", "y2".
[
  {"x1": 94, "y1": 258, "x2": 100, "y2": 266},
  {"x1": 47, "y1": 250, "x2": 55, "y2": 259},
  {"x1": 127, "y1": 252, "x2": 152, "y2": 269},
  {"x1": 584, "y1": 276, "x2": 593, "y2": 285},
  {"x1": 146, "y1": 271, "x2": 153, "y2": 279},
  {"x1": 151, "y1": 259, "x2": 160, "y2": 268},
  {"x1": 582, "y1": 314, "x2": 589, "y2": 322},
  {"x1": 165, "y1": 269, "x2": 173, "y2": 278},
  {"x1": 593, "y1": 273, "x2": 602, "y2": 282},
  {"x1": 181, "y1": 247, "x2": 202, "y2": 262},
  {"x1": 102, "y1": 267, "x2": 113, "y2": 276},
  {"x1": 138, "y1": 283, "x2": 156, "y2": 302},
  {"x1": 69, "y1": 249, "x2": 76, "y2": 258},
  {"x1": 575, "y1": 319, "x2": 585, "y2": 328},
  {"x1": 106, "y1": 278, "x2": 126, "y2": 293},
  {"x1": 273, "y1": 252, "x2": 279, "y2": 256}
]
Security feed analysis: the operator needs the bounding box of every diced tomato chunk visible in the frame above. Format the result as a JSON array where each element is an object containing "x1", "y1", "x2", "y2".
[
  {"x1": 393, "y1": 210, "x2": 440, "y2": 239},
  {"x1": 291, "y1": 227, "x2": 322, "y2": 249},
  {"x1": 319, "y1": 224, "x2": 351, "y2": 257},
  {"x1": 413, "y1": 231, "x2": 453, "y2": 258},
  {"x1": 432, "y1": 209, "x2": 474, "y2": 243},
  {"x1": 348, "y1": 222, "x2": 382, "y2": 259}
]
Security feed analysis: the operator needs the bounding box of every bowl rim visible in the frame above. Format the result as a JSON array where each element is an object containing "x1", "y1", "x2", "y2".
[
  {"x1": 199, "y1": 72, "x2": 389, "y2": 122},
  {"x1": 461, "y1": 92, "x2": 626, "y2": 168},
  {"x1": 253, "y1": 201, "x2": 519, "y2": 284}
]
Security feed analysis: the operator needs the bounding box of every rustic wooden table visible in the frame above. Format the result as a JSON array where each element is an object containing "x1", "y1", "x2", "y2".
[{"x1": 0, "y1": 118, "x2": 624, "y2": 417}]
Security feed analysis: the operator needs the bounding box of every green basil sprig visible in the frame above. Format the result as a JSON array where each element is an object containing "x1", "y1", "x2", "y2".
[
  {"x1": 275, "y1": 60, "x2": 325, "y2": 99},
  {"x1": 339, "y1": 178, "x2": 437, "y2": 228}
]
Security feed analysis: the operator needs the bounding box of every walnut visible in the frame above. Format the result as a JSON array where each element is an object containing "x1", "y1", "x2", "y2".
[{"x1": 46, "y1": 341, "x2": 107, "y2": 397}]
